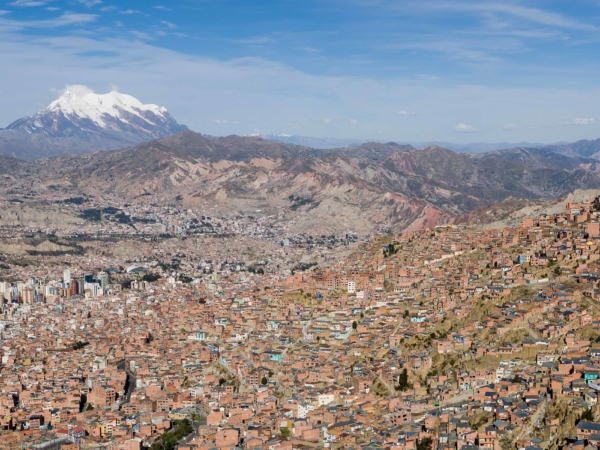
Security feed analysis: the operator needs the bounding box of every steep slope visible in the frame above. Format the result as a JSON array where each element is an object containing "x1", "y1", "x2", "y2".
[
  {"x1": 379, "y1": 146, "x2": 600, "y2": 212},
  {"x1": 539, "y1": 138, "x2": 600, "y2": 160},
  {"x1": 454, "y1": 189, "x2": 600, "y2": 229},
  {"x1": 482, "y1": 146, "x2": 598, "y2": 170}
]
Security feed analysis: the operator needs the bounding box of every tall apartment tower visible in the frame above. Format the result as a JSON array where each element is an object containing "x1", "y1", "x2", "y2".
[
  {"x1": 98, "y1": 272, "x2": 109, "y2": 289},
  {"x1": 71, "y1": 280, "x2": 79, "y2": 296},
  {"x1": 64, "y1": 269, "x2": 71, "y2": 286}
]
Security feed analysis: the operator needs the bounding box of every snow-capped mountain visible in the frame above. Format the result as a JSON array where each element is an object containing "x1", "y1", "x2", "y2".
[
  {"x1": 6, "y1": 89, "x2": 187, "y2": 140},
  {"x1": 0, "y1": 88, "x2": 188, "y2": 159}
]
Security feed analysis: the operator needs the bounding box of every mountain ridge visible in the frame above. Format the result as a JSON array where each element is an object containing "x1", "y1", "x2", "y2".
[
  {"x1": 0, "y1": 89, "x2": 188, "y2": 159},
  {"x1": 6, "y1": 130, "x2": 600, "y2": 234}
]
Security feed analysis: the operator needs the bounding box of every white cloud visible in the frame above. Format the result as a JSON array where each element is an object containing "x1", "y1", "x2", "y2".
[
  {"x1": 296, "y1": 46, "x2": 320, "y2": 54},
  {"x1": 120, "y1": 9, "x2": 140, "y2": 15},
  {"x1": 0, "y1": 13, "x2": 97, "y2": 31},
  {"x1": 3, "y1": 31, "x2": 600, "y2": 143},
  {"x1": 233, "y1": 36, "x2": 274, "y2": 45},
  {"x1": 426, "y1": 2, "x2": 596, "y2": 31},
  {"x1": 483, "y1": 4, "x2": 596, "y2": 31},
  {"x1": 10, "y1": 0, "x2": 48, "y2": 6},
  {"x1": 213, "y1": 119, "x2": 229, "y2": 124},
  {"x1": 77, "y1": 0, "x2": 102, "y2": 6},
  {"x1": 397, "y1": 110, "x2": 416, "y2": 116},
  {"x1": 154, "y1": 6, "x2": 172, "y2": 11},
  {"x1": 454, "y1": 123, "x2": 477, "y2": 133},
  {"x1": 161, "y1": 21, "x2": 177, "y2": 29},
  {"x1": 562, "y1": 118, "x2": 599, "y2": 125},
  {"x1": 349, "y1": 119, "x2": 358, "y2": 124},
  {"x1": 42, "y1": 13, "x2": 97, "y2": 27},
  {"x1": 130, "y1": 31, "x2": 152, "y2": 40},
  {"x1": 502, "y1": 123, "x2": 518, "y2": 131}
]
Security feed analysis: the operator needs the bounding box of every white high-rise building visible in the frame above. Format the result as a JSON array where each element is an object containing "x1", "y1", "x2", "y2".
[
  {"x1": 63, "y1": 269, "x2": 71, "y2": 286},
  {"x1": 348, "y1": 281, "x2": 356, "y2": 294},
  {"x1": 97, "y1": 272, "x2": 109, "y2": 289}
]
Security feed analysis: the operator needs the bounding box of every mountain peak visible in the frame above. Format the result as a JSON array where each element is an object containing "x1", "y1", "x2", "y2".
[
  {"x1": 44, "y1": 88, "x2": 170, "y2": 129},
  {"x1": 1, "y1": 86, "x2": 188, "y2": 159},
  {"x1": 6, "y1": 86, "x2": 187, "y2": 139},
  {"x1": 61, "y1": 89, "x2": 77, "y2": 99}
]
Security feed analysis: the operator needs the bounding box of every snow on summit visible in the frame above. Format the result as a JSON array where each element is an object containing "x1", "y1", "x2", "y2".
[
  {"x1": 5, "y1": 85, "x2": 187, "y2": 145},
  {"x1": 48, "y1": 88, "x2": 169, "y2": 128}
]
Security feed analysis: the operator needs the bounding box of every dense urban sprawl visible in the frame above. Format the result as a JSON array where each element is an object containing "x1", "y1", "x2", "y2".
[{"x1": 2, "y1": 197, "x2": 600, "y2": 450}]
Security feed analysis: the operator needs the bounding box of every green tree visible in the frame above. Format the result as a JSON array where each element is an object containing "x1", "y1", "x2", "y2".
[
  {"x1": 580, "y1": 408, "x2": 595, "y2": 422},
  {"x1": 417, "y1": 437, "x2": 433, "y2": 450},
  {"x1": 142, "y1": 273, "x2": 161, "y2": 282},
  {"x1": 396, "y1": 368, "x2": 411, "y2": 391},
  {"x1": 352, "y1": 320, "x2": 358, "y2": 330},
  {"x1": 261, "y1": 376, "x2": 268, "y2": 385},
  {"x1": 72, "y1": 341, "x2": 87, "y2": 350},
  {"x1": 280, "y1": 427, "x2": 291, "y2": 437},
  {"x1": 150, "y1": 419, "x2": 193, "y2": 450}
]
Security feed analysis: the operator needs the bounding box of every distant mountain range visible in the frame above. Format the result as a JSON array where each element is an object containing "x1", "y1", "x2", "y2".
[
  {"x1": 260, "y1": 133, "x2": 600, "y2": 159},
  {"x1": 2, "y1": 90, "x2": 600, "y2": 233},
  {"x1": 0, "y1": 89, "x2": 187, "y2": 159},
  {"x1": 2, "y1": 91, "x2": 599, "y2": 162},
  {"x1": 531, "y1": 138, "x2": 600, "y2": 160},
  {"x1": 4, "y1": 130, "x2": 600, "y2": 234},
  {"x1": 259, "y1": 133, "x2": 548, "y2": 154}
]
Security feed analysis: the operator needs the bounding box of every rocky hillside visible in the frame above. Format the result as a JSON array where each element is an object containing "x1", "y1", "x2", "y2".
[
  {"x1": 453, "y1": 189, "x2": 600, "y2": 229},
  {"x1": 320, "y1": 142, "x2": 415, "y2": 160},
  {"x1": 537, "y1": 138, "x2": 600, "y2": 160},
  {"x1": 3, "y1": 131, "x2": 600, "y2": 234}
]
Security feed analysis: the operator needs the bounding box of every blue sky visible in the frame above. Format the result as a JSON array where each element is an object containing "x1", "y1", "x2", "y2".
[{"x1": 2, "y1": 0, "x2": 600, "y2": 143}]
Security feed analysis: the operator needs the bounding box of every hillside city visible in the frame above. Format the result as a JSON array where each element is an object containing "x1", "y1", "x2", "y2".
[
  {"x1": 1, "y1": 192, "x2": 600, "y2": 450},
  {"x1": 5, "y1": 0, "x2": 600, "y2": 448}
]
